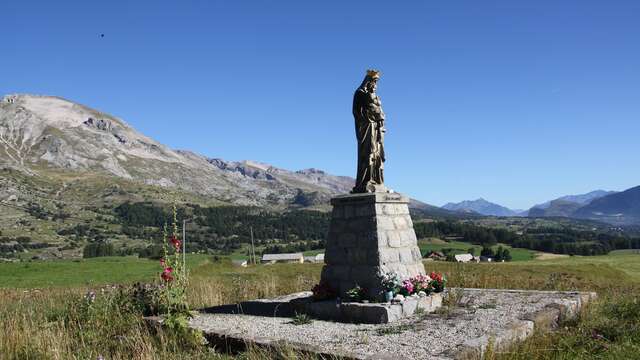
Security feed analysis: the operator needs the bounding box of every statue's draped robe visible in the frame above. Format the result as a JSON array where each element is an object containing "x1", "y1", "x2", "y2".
[{"x1": 352, "y1": 85, "x2": 385, "y2": 193}]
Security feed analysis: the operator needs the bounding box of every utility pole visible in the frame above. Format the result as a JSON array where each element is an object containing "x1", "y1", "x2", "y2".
[
  {"x1": 182, "y1": 219, "x2": 188, "y2": 276},
  {"x1": 250, "y1": 226, "x2": 256, "y2": 265}
]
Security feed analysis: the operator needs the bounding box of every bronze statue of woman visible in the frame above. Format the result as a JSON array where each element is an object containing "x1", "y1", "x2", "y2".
[{"x1": 352, "y1": 69, "x2": 386, "y2": 193}]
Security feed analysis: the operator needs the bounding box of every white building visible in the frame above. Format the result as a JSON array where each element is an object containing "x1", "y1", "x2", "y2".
[
  {"x1": 454, "y1": 253, "x2": 475, "y2": 263},
  {"x1": 303, "y1": 253, "x2": 325, "y2": 263},
  {"x1": 261, "y1": 253, "x2": 304, "y2": 264}
]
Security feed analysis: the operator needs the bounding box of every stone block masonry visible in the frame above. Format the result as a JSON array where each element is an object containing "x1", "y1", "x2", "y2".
[{"x1": 321, "y1": 192, "x2": 426, "y2": 299}]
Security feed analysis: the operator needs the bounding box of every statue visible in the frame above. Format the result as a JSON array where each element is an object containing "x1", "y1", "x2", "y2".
[{"x1": 352, "y1": 69, "x2": 386, "y2": 193}]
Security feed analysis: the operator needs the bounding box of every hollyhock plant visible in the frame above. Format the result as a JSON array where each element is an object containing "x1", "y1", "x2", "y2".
[
  {"x1": 153, "y1": 204, "x2": 204, "y2": 344},
  {"x1": 157, "y1": 204, "x2": 189, "y2": 318}
]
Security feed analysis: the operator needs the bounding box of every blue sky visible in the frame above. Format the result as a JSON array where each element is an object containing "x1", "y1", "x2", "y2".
[{"x1": 2, "y1": 1, "x2": 639, "y2": 209}]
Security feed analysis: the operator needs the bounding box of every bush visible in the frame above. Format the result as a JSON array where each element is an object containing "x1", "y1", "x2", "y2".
[{"x1": 83, "y1": 242, "x2": 115, "y2": 258}]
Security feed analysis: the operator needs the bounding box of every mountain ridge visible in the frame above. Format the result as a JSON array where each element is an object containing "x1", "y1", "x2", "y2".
[
  {"x1": 442, "y1": 198, "x2": 522, "y2": 217},
  {"x1": 528, "y1": 190, "x2": 617, "y2": 212},
  {"x1": 0, "y1": 93, "x2": 444, "y2": 213},
  {"x1": 573, "y1": 186, "x2": 640, "y2": 225}
]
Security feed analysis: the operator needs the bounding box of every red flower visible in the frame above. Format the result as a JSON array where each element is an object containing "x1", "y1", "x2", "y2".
[
  {"x1": 430, "y1": 272, "x2": 443, "y2": 283},
  {"x1": 169, "y1": 235, "x2": 181, "y2": 250},
  {"x1": 161, "y1": 267, "x2": 174, "y2": 282}
]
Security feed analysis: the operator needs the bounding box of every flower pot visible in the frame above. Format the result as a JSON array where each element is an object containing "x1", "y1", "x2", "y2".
[{"x1": 384, "y1": 291, "x2": 394, "y2": 302}]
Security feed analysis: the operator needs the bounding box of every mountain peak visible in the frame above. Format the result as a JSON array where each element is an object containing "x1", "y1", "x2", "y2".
[
  {"x1": 442, "y1": 198, "x2": 521, "y2": 217},
  {"x1": 0, "y1": 94, "x2": 358, "y2": 208}
]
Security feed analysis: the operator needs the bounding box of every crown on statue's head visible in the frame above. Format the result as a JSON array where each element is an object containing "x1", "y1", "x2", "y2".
[{"x1": 367, "y1": 69, "x2": 381, "y2": 80}]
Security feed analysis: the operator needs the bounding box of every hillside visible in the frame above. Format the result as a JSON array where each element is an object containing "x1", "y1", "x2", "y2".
[
  {"x1": 527, "y1": 190, "x2": 616, "y2": 217},
  {"x1": 528, "y1": 199, "x2": 584, "y2": 218},
  {"x1": 573, "y1": 186, "x2": 640, "y2": 225},
  {"x1": 0, "y1": 94, "x2": 356, "y2": 209},
  {"x1": 526, "y1": 188, "x2": 640, "y2": 225}
]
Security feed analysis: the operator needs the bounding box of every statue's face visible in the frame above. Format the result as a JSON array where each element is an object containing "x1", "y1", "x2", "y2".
[{"x1": 367, "y1": 80, "x2": 377, "y2": 93}]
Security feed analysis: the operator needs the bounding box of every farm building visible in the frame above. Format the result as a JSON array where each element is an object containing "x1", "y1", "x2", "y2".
[
  {"x1": 303, "y1": 253, "x2": 325, "y2": 263},
  {"x1": 454, "y1": 253, "x2": 477, "y2": 263},
  {"x1": 261, "y1": 253, "x2": 304, "y2": 264}
]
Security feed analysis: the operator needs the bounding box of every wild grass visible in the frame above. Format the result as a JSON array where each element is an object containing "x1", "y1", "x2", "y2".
[{"x1": 0, "y1": 253, "x2": 638, "y2": 359}]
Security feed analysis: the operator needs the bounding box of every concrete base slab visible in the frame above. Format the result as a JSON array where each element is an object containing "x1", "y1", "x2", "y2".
[
  {"x1": 201, "y1": 291, "x2": 443, "y2": 324},
  {"x1": 166, "y1": 289, "x2": 597, "y2": 359}
]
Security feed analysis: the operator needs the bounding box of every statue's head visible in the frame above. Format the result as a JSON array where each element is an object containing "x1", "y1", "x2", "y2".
[
  {"x1": 367, "y1": 69, "x2": 382, "y2": 92},
  {"x1": 360, "y1": 69, "x2": 381, "y2": 93}
]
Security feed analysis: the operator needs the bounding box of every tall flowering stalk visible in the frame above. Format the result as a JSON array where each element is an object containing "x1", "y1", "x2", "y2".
[{"x1": 159, "y1": 204, "x2": 188, "y2": 317}]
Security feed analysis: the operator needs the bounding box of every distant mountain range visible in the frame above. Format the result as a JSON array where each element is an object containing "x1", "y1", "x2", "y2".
[
  {"x1": 528, "y1": 190, "x2": 617, "y2": 213},
  {"x1": 443, "y1": 189, "x2": 640, "y2": 225},
  {"x1": 442, "y1": 198, "x2": 524, "y2": 217}
]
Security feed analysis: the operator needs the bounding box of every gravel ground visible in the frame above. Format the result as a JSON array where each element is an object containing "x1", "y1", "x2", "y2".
[{"x1": 189, "y1": 289, "x2": 589, "y2": 359}]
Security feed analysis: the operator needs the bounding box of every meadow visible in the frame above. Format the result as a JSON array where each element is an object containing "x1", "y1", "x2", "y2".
[
  {"x1": 1, "y1": 252, "x2": 639, "y2": 359},
  {"x1": 417, "y1": 238, "x2": 537, "y2": 261}
]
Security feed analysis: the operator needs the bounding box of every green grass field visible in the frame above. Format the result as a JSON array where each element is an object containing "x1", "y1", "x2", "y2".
[
  {"x1": 1, "y1": 250, "x2": 636, "y2": 290},
  {"x1": 417, "y1": 238, "x2": 537, "y2": 261},
  {"x1": 1, "y1": 250, "x2": 639, "y2": 359},
  {"x1": 0, "y1": 255, "x2": 213, "y2": 288}
]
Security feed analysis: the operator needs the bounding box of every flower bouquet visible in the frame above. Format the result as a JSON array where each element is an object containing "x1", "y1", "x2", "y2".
[
  {"x1": 380, "y1": 272, "x2": 401, "y2": 301},
  {"x1": 429, "y1": 272, "x2": 447, "y2": 293}
]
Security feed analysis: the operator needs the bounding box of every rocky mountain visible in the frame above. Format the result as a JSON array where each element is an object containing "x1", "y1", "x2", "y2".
[
  {"x1": 527, "y1": 200, "x2": 584, "y2": 218},
  {"x1": 527, "y1": 190, "x2": 617, "y2": 217},
  {"x1": 573, "y1": 186, "x2": 640, "y2": 225},
  {"x1": 442, "y1": 198, "x2": 522, "y2": 217},
  {"x1": 525, "y1": 188, "x2": 640, "y2": 225},
  {"x1": 0, "y1": 94, "x2": 442, "y2": 212}
]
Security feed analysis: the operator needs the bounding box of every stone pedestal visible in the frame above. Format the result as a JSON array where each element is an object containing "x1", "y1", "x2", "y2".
[{"x1": 320, "y1": 192, "x2": 425, "y2": 300}]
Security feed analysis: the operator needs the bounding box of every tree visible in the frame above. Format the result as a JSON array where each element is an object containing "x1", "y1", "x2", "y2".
[
  {"x1": 83, "y1": 242, "x2": 114, "y2": 258},
  {"x1": 480, "y1": 246, "x2": 495, "y2": 258},
  {"x1": 503, "y1": 248, "x2": 512, "y2": 261},
  {"x1": 493, "y1": 246, "x2": 512, "y2": 262},
  {"x1": 467, "y1": 247, "x2": 476, "y2": 256}
]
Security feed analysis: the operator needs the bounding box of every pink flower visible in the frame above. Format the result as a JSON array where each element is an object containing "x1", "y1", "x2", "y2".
[
  {"x1": 161, "y1": 267, "x2": 174, "y2": 282},
  {"x1": 402, "y1": 279, "x2": 414, "y2": 294},
  {"x1": 169, "y1": 235, "x2": 181, "y2": 250},
  {"x1": 159, "y1": 258, "x2": 165, "y2": 267}
]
